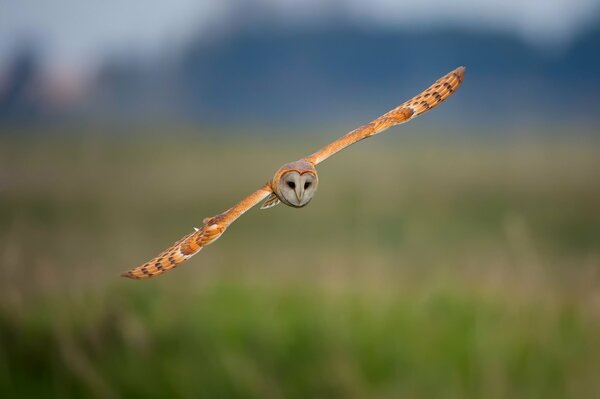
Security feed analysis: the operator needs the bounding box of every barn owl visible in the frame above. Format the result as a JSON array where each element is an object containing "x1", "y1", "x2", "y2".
[{"x1": 122, "y1": 67, "x2": 465, "y2": 279}]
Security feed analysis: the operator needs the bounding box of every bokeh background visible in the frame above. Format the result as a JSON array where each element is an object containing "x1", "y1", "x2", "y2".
[{"x1": 1, "y1": 1, "x2": 600, "y2": 397}]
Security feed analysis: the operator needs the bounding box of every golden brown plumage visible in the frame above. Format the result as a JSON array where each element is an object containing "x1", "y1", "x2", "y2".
[
  {"x1": 122, "y1": 67, "x2": 465, "y2": 279},
  {"x1": 121, "y1": 185, "x2": 272, "y2": 279},
  {"x1": 305, "y1": 66, "x2": 465, "y2": 165}
]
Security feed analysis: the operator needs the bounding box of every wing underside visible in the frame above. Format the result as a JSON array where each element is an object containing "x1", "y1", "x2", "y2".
[
  {"x1": 305, "y1": 66, "x2": 465, "y2": 165},
  {"x1": 122, "y1": 185, "x2": 271, "y2": 279}
]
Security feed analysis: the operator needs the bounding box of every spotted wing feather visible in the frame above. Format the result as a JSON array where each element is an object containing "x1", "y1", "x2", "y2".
[
  {"x1": 121, "y1": 185, "x2": 272, "y2": 279},
  {"x1": 400, "y1": 66, "x2": 464, "y2": 116},
  {"x1": 120, "y1": 222, "x2": 225, "y2": 279},
  {"x1": 305, "y1": 67, "x2": 465, "y2": 165}
]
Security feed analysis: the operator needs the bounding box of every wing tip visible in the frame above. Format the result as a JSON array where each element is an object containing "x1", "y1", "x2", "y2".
[
  {"x1": 453, "y1": 66, "x2": 466, "y2": 81},
  {"x1": 120, "y1": 270, "x2": 139, "y2": 279}
]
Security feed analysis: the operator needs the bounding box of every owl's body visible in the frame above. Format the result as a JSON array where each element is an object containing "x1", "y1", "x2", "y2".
[{"x1": 122, "y1": 67, "x2": 465, "y2": 279}]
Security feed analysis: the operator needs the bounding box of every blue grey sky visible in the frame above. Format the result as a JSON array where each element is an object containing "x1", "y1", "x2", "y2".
[{"x1": 1, "y1": 0, "x2": 599, "y2": 70}]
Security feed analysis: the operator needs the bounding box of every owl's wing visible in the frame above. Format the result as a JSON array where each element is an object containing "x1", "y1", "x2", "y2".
[
  {"x1": 305, "y1": 67, "x2": 465, "y2": 165},
  {"x1": 121, "y1": 184, "x2": 272, "y2": 279}
]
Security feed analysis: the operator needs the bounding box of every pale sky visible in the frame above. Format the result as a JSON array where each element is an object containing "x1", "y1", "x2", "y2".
[{"x1": 1, "y1": 0, "x2": 599, "y2": 69}]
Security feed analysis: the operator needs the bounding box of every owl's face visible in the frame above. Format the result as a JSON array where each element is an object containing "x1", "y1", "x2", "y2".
[
  {"x1": 277, "y1": 170, "x2": 318, "y2": 207},
  {"x1": 273, "y1": 160, "x2": 319, "y2": 208}
]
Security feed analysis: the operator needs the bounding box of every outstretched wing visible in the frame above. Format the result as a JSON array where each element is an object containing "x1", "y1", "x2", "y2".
[
  {"x1": 305, "y1": 66, "x2": 465, "y2": 165},
  {"x1": 121, "y1": 184, "x2": 272, "y2": 279}
]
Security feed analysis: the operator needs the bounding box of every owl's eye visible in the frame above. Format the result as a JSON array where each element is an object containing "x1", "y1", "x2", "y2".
[
  {"x1": 304, "y1": 182, "x2": 311, "y2": 189},
  {"x1": 287, "y1": 181, "x2": 296, "y2": 189}
]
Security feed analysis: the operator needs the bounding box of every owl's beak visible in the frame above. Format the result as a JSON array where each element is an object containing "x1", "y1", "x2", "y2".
[{"x1": 294, "y1": 185, "x2": 303, "y2": 202}]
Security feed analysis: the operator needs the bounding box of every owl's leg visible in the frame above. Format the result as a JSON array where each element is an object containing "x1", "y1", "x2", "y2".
[{"x1": 260, "y1": 192, "x2": 281, "y2": 209}]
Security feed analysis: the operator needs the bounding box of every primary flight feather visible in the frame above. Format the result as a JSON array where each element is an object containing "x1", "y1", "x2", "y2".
[{"x1": 122, "y1": 66, "x2": 465, "y2": 279}]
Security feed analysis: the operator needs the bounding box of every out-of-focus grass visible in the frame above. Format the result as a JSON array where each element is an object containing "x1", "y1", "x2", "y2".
[{"x1": 0, "y1": 128, "x2": 599, "y2": 398}]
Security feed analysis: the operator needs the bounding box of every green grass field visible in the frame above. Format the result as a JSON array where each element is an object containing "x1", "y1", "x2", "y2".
[{"x1": 1, "y1": 128, "x2": 599, "y2": 398}]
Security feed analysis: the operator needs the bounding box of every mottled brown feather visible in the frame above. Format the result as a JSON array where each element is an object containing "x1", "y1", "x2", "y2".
[
  {"x1": 121, "y1": 185, "x2": 272, "y2": 279},
  {"x1": 305, "y1": 66, "x2": 465, "y2": 165}
]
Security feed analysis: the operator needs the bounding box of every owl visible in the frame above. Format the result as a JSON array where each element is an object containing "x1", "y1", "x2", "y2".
[{"x1": 122, "y1": 67, "x2": 465, "y2": 279}]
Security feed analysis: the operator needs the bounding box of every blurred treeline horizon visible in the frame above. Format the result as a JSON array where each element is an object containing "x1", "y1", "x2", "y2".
[{"x1": 1, "y1": 4, "x2": 600, "y2": 128}]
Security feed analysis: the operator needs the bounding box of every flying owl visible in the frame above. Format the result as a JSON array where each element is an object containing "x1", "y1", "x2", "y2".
[{"x1": 122, "y1": 67, "x2": 465, "y2": 279}]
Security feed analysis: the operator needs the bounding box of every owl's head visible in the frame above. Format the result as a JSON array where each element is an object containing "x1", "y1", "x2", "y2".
[{"x1": 272, "y1": 160, "x2": 318, "y2": 208}]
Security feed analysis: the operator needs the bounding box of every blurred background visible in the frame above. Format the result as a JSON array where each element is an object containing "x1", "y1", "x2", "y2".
[{"x1": 1, "y1": 0, "x2": 600, "y2": 397}]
